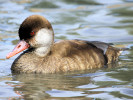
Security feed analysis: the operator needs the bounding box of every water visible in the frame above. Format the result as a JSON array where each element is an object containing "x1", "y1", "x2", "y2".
[{"x1": 0, "y1": 0, "x2": 133, "y2": 99}]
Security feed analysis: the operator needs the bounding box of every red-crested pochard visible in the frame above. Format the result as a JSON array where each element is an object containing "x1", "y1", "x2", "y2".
[{"x1": 6, "y1": 15, "x2": 122, "y2": 73}]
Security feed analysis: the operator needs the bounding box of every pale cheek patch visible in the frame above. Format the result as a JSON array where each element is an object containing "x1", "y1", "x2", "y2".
[
  {"x1": 35, "y1": 28, "x2": 53, "y2": 47},
  {"x1": 32, "y1": 28, "x2": 54, "y2": 57}
]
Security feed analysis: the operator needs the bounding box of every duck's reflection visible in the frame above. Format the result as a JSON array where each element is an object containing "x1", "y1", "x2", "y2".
[{"x1": 10, "y1": 72, "x2": 92, "y2": 99}]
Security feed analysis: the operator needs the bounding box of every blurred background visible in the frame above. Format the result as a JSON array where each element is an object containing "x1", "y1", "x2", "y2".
[{"x1": 0, "y1": 0, "x2": 133, "y2": 99}]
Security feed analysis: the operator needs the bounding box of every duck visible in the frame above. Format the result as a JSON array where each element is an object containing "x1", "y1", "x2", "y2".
[{"x1": 6, "y1": 15, "x2": 122, "y2": 74}]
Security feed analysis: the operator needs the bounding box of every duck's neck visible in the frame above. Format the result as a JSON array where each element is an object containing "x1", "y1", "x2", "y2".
[{"x1": 34, "y1": 46, "x2": 51, "y2": 57}]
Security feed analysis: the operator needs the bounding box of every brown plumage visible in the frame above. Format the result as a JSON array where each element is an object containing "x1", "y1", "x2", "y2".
[
  {"x1": 6, "y1": 15, "x2": 122, "y2": 74},
  {"x1": 11, "y1": 40, "x2": 121, "y2": 73}
]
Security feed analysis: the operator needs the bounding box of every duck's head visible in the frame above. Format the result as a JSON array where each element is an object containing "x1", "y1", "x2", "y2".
[{"x1": 6, "y1": 15, "x2": 54, "y2": 59}]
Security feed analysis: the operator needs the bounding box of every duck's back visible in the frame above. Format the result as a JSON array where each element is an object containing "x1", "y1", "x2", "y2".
[{"x1": 11, "y1": 40, "x2": 121, "y2": 73}]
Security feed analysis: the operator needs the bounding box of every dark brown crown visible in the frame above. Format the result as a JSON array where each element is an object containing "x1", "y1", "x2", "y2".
[{"x1": 19, "y1": 15, "x2": 53, "y2": 40}]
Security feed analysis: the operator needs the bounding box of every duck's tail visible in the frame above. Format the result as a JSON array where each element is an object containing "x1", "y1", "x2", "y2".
[{"x1": 105, "y1": 46, "x2": 128, "y2": 64}]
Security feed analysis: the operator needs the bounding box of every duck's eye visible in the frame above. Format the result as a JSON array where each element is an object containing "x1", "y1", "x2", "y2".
[{"x1": 30, "y1": 31, "x2": 35, "y2": 36}]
